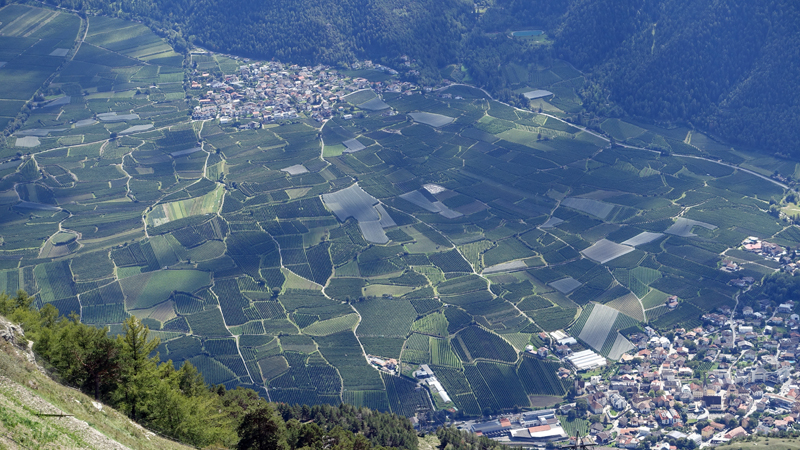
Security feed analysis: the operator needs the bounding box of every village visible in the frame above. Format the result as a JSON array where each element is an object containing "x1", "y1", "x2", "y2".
[
  {"x1": 188, "y1": 55, "x2": 420, "y2": 124},
  {"x1": 441, "y1": 292, "x2": 800, "y2": 449},
  {"x1": 419, "y1": 239, "x2": 800, "y2": 449},
  {"x1": 184, "y1": 52, "x2": 800, "y2": 450}
]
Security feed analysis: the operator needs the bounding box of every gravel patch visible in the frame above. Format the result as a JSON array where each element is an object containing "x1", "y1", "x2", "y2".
[{"x1": 0, "y1": 376, "x2": 132, "y2": 450}]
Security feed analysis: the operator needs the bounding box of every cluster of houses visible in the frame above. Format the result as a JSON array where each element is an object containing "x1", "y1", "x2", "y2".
[
  {"x1": 739, "y1": 236, "x2": 800, "y2": 274},
  {"x1": 367, "y1": 355, "x2": 398, "y2": 374},
  {"x1": 467, "y1": 409, "x2": 568, "y2": 443},
  {"x1": 741, "y1": 237, "x2": 785, "y2": 259},
  {"x1": 722, "y1": 235, "x2": 800, "y2": 280},
  {"x1": 455, "y1": 298, "x2": 800, "y2": 448},
  {"x1": 188, "y1": 56, "x2": 418, "y2": 124}
]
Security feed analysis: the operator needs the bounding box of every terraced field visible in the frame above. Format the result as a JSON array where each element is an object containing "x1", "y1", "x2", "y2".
[{"x1": 0, "y1": 5, "x2": 791, "y2": 416}]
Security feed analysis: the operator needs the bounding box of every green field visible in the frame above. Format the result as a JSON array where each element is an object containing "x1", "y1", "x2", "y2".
[
  {"x1": 122, "y1": 270, "x2": 211, "y2": 310},
  {"x1": 146, "y1": 184, "x2": 224, "y2": 228}
]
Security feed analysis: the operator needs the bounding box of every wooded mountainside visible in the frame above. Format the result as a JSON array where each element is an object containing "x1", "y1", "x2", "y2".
[
  {"x1": 554, "y1": 0, "x2": 800, "y2": 155},
  {"x1": 39, "y1": 0, "x2": 799, "y2": 155}
]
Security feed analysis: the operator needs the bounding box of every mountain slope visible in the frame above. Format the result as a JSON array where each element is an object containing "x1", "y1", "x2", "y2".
[
  {"x1": 0, "y1": 316, "x2": 191, "y2": 450},
  {"x1": 553, "y1": 0, "x2": 800, "y2": 151},
  {"x1": 66, "y1": 0, "x2": 473, "y2": 81}
]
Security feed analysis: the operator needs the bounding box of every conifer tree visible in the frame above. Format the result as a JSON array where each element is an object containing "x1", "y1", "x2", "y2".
[{"x1": 115, "y1": 316, "x2": 160, "y2": 421}]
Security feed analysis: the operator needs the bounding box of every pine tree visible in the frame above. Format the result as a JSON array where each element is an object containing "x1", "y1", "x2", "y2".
[
  {"x1": 237, "y1": 403, "x2": 289, "y2": 450},
  {"x1": 45, "y1": 317, "x2": 120, "y2": 400},
  {"x1": 115, "y1": 316, "x2": 160, "y2": 421}
]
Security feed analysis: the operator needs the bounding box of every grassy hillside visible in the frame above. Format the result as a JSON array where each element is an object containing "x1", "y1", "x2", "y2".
[{"x1": 0, "y1": 320, "x2": 191, "y2": 449}]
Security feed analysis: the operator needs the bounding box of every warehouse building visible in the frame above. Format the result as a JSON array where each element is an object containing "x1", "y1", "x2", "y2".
[{"x1": 566, "y1": 350, "x2": 607, "y2": 371}]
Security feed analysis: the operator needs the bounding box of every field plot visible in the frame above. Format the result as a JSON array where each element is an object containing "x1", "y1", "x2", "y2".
[
  {"x1": 399, "y1": 190, "x2": 462, "y2": 219},
  {"x1": 321, "y1": 183, "x2": 394, "y2": 243},
  {"x1": 540, "y1": 217, "x2": 564, "y2": 228},
  {"x1": 97, "y1": 112, "x2": 140, "y2": 122},
  {"x1": 302, "y1": 313, "x2": 359, "y2": 336},
  {"x1": 576, "y1": 303, "x2": 618, "y2": 352},
  {"x1": 122, "y1": 270, "x2": 211, "y2": 310},
  {"x1": 15, "y1": 137, "x2": 40, "y2": 147},
  {"x1": 641, "y1": 289, "x2": 670, "y2": 310},
  {"x1": 548, "y1": 277, "x2": 582, "y2": 294},
  {"x1": 600, "y1": 118, "x2": 646, "y2": 141},
  {"x1": 408, "y1": 112, "x2": 455, "y2": 127},
  {"x1": 359, "y1": 97, "x2": 390, "y2": 111},
  {"x1": 561, "y1": 198, "x2": 614, "y2": 219},
  {"x1": 354, "y1": 298, "x2": 417, "y2": 337},
  {"x1": 382, "y1": 373, "x2": 432, "y2": 416},
  {"x1": 614, "y1": 266, "x2": 661, "y2": 299},
  {"x1": 622, "y1": 232, "x2": 664, "y2": 246},
  {"x1": 605, "y1": 293, "x2": 644, "y2": 322},
  {"x1": 523, "y1": 89, "x2": 553, "y2": 99},
  {"x1": 121, "y1": 124, "x2": 154, "y2": 134},
  {"x1": 280, "y1": 164, "x2": 308, "y2": 175},
  {"x1": 482, "y1": 260, "x2": 527, "y2": 274},
  {"x1": 581, "y1": 239, "x2": 634, "y2": 264},
  {"x1": 517, "y1": 356, "x2": 567, "y2": 396},
  {"x1": 665, "y1": 218, "x2": 717, "y2": 237},
  {"x1": 146, "y1": 185, "x2": 223, "y2": 227},
  {"x1": 342, "y1": 138, "x2": 366, "y2": 153},
  {"x1": 343, "y1": 89, "x2": 377, "y2": 104},
  {"x1": 452, "y1": 326, "x2": 518, "y2": 363},
  {"x1": 411, "y1": 313, "x2": 448, "y2": 337}
]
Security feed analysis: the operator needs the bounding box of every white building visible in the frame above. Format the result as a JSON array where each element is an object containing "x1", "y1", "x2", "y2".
[
  {"x1": 566, "y1": 350, "x2": 607, "y2": 371},
  {"x1": 550, "y1": 330, "x2": 578, "y2": 346}
]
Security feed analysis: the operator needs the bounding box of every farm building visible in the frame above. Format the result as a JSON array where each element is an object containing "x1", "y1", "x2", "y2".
[
  {"x1": 424, "y1": 378, "x2": 451, "y2": 403},
  {"x1": 509, "y1": 424, "x2": 567, "y2": 442},
  {"x1": 413, "y1": 364, "x2": 434, "y2": 379},
  {"x1": 472, "y1": 420, "x2": 510, "y2": 437},
  {"x1": 550, "y1": 330, "x2": 577, "y2": 346},
  {"x1": 566, "y1": 350, "x2": 607, "y2": 371}
]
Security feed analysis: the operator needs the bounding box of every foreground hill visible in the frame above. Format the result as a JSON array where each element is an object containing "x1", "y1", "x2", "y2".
[
  {"x1": 0, "y1": 315, "x2": 192, "y2": 449},
  {"x1": 2, "y1": 299, "x2": 421, "y2": 449}
]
